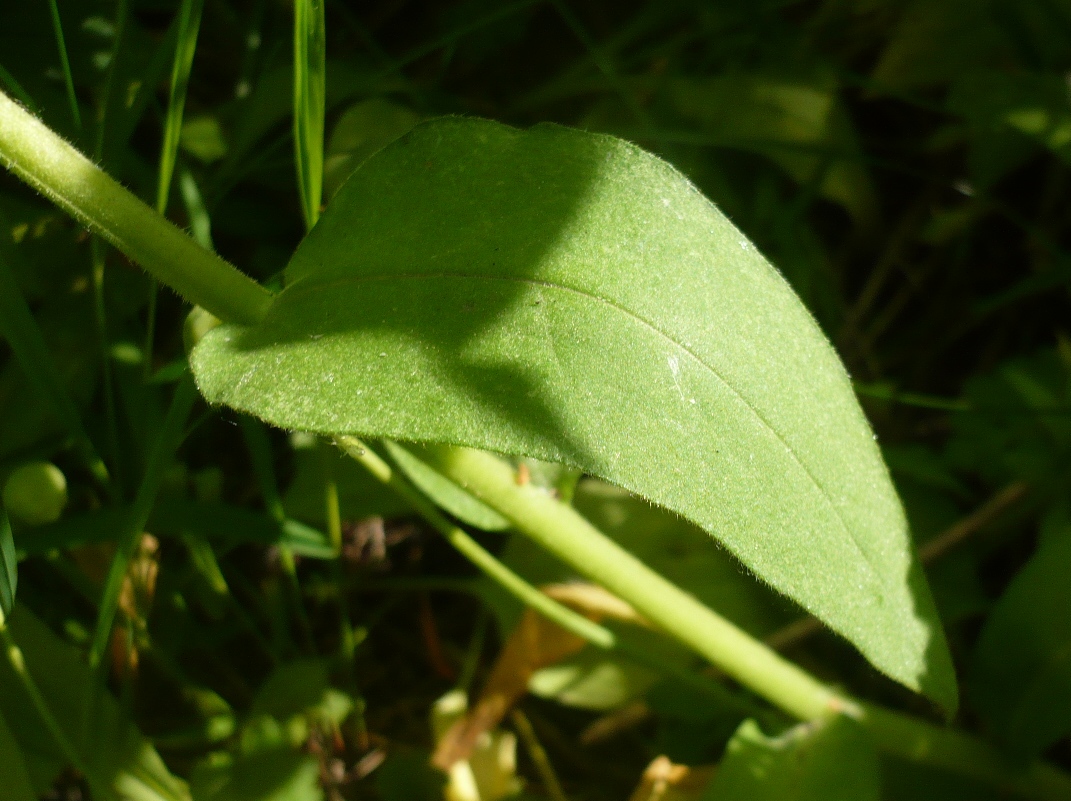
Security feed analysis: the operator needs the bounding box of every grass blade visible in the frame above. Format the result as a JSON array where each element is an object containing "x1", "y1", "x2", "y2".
[
  {"x1": 88, "y1": 374, "x2": 197, "y2": 669},
  {"x1": 156, "y1": 0, "x2": 205, "y2": 214},
  {"x1": 0, "y1": 507, "x2": 15, "y2": 619},
  {"x1": 146, "y1": 0, "x2": 206, "y2": 376},
  {"x1": 0, "y1": 64, "x2": 36, "y2": 112},
  {"x1": 46, "y1": 0, "x2": 80, "y2": 130},
  {"x1": 293, "y1": 0, "x2": 326, "y2": 231}
]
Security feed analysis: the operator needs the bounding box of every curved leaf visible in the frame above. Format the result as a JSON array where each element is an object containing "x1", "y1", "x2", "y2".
[
  {"x1": 190, "y1": 117, "x2": 955, "y2": 707},
  {"x1": 969, "y1": 531, "x2": 1071, "y2": 756},
  {"x1": 385, "y1": 440, "x2": 510, "y2": 531},
  {"x1": 705, "y1": 716, "x2": 880, "y2": 801}
]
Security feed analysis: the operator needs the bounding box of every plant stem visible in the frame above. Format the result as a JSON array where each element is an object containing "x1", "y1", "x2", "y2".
[
  {"x1": 415, "y1": 444, "x2": 1071, "y2": 801},
  {"x1": 336, "y1": 437, "x2": 762, "y2": 718},
  {"x1": 0, "y1": 90, "x2": 272, "y2": 326},
  {"x1": 1, "y1": 83, "x2": 1069, "y2": 801},
  {"x1": 419, "y1": 444, "x2": 841, "y2": 721},
  {"x1": 863, "y1": 704, "x2": 1071, "y2": 800},
  {"x1": 511, "y1": 708, "x2": 570, "y2": 801},
  {"x1": 336, "y1": 438, "x2": 618, "y2": 651}
]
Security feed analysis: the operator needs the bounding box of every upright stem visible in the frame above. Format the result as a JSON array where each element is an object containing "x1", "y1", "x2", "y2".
[
  {"x1": 0, "y1": 91, "x2": 272, "y2": 326},
  {"x1": 417, "y1": 444, "x2": 842, "y2": 722},
  {"x1": 416, "y1": 445, "x2": 1071, "y2": 801},
  {"x1": 336, "y1": 436, "x2": 766, "y2": 721}
]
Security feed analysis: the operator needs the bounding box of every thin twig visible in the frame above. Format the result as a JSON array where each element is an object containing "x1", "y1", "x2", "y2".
[{"x1": 917, "y1": 481, "x2": 1029, "y2": 563}]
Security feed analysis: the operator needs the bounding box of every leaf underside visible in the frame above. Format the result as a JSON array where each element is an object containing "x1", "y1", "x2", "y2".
[{"x1": 191, "y1": 117, "x2": 956, "y2": 709}]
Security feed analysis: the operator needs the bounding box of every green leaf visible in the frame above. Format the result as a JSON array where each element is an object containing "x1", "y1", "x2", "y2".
[
  {"x1": 668, "y1": 74, "x2": 877, "y2": 227},
  {"x1": 323, "y1": 99, "x2": 420, "y2": 198},
  {"x1": 375, "y1": 750, "x2": 445, "y2": 801},
  {"x1": 385, "y1": 440, "x2": 510, "y2": 531},
  {"x1": 479, "y1": 478, "x2": 791, "y2": 710},
  {"x1": 0, "y1": 702, "x2": 35, "y2": 801},
  {"x1": 22, "y1": 500, "x2": 335, "y2": 559},
  {"x1": 0, "y1": 607, "x2": 190, "y2": 800},
  {"x1": 251, "y1": 659, "x2": 330, "y2": 721},
  {"x1": 190, "y1": 750, "x2": 322, "y2": 801},
  {"x1": 704, "y1": 716, "x2": 881, "y2": 801},
  {"x1": 969, "y1": 531, "x2": 1071, "y2": 756},
  {"x1": 0, "y1": 506, "x2": 15, "y2": 617},
  {"x1": 191, "y1": 117, "x2": 956, "y2": 708}
]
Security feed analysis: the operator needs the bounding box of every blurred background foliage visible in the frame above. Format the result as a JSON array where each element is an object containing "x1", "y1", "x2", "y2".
[{"x1": 1, "y1": 1, "x2": 1071, "y2": 799}]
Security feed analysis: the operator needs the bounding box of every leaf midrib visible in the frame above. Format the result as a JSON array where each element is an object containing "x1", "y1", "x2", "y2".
[{"x1": 279, "y1": 269, "x2": 886, "y2": 601}]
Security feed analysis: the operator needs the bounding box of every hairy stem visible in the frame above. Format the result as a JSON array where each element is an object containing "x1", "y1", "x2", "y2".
[
  {"x1": 336, "y1": 437, "x2": 765, "y2": 719},
  {"x1": 0, "y1": 90, "x2": 272, "y2": 325},
  {"x1": 418, "y1": 444, "x2": 842, "y2": 721},
  {"x1": 416, "y1": 444, "x2": 1071, "y2": 801}
]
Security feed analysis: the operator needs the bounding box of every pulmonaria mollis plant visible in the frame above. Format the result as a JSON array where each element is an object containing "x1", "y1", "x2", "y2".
[{"x1": 0, "y1": 1, "x2": 1069, "y2": 797}]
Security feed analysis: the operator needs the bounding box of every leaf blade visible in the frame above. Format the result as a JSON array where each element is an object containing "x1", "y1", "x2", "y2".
[
  {"x1": 191, "y1": 117, "x2": 956, "y2": 708},
  {"x1": 706, "y1": 716, "x2": 881, "y2": 801},
  {"x1": 969, "y1": 531, "x2": 1071, "y2": 756}
]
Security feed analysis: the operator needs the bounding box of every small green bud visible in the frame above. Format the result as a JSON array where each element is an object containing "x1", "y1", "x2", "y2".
[
  {"x1": 2, "y1": 461, "x2": 68, "y2": 526},
  {"x1": 183, "y1": 306, "x2": 222, "y2": 354}
]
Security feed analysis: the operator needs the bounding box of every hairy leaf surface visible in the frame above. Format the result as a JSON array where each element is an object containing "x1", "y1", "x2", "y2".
[{"x1": 191, "y1": 118, "x2": 955, "y2": 707}]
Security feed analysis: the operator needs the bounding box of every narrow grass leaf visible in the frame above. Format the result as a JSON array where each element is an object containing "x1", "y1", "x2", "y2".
[
  {"x1": 0, "y1": 507, "x2": 15, "y2": 618},
  {"x1": 24, "y1": 501, "x2": 334, "y2": 559},
  {"x1": 0, "y1": 63, "x2": 36, "y2": 112},
  {"x1": 0, "y1": 608, "x2": 190, "y2": 800},
  {"x1": 969, "y1": 531, "x2": 1071, "y2": 756},
  {"x1": 190, "y1": 118, "x2": 957, "y2": 709},
  {"x1": 293, "y1": 0, "x2": 326, "y2": 230},
  {"x1": 156, "y1": 0, "x2": 205, "y2": 214},
  {"x1": 89, "y1": 375, "x2": 197, "y2": 668},
  {"x1": 385, "y1": 441, "x2": 510, "y2": 531},
  {"x1": 45, "y1": 0, "x2": 80, "y2": 130},
  {"x1": 145, "y1": 0, "x2": 205, "y2": 375}
]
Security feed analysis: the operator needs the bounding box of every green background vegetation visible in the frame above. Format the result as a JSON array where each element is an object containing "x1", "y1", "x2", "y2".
[{"x1": 1, "y1": 1, "x2": 1070, "y2": 799}]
